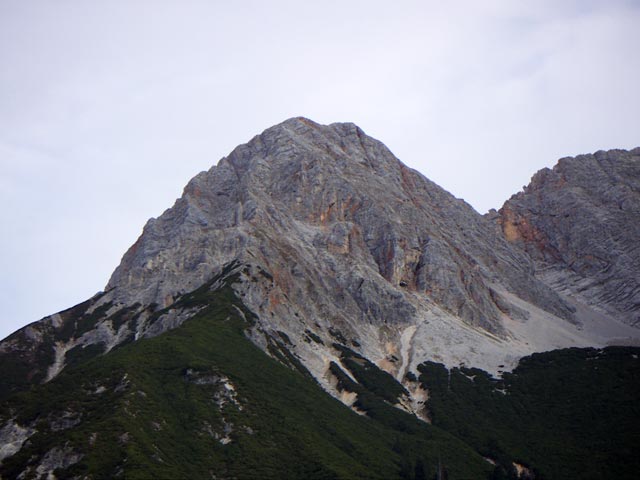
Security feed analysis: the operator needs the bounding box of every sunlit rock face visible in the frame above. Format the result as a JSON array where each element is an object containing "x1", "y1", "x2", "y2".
[{"x1": 497, "y1": 147, "x2": 640, "y2": 327}]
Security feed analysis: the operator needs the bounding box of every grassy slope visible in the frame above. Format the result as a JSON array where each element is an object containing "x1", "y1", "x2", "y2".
[{"x1": 0, "y1": 281, "x2": 492, "y2": 480}]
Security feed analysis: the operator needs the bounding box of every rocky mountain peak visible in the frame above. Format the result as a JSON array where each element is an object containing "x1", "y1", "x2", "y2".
[
  {"x1": 498, "y1": 147, "x2": 640, "y2": 326},
  {"x1": 2, "y1": 120, "x2": 639, "y2": 480},
  {"x1": 93, "y1": 118, "x2": 602, "y2": 388},
  {"x1": 106, "y1": 117, "x2": 573, "y2": 330},
  {"x1": 3, "y1": 120, "x2": 638, "y2": 412},
  {"x1": 193, "y1": 117, "x2": 396, "y2": 190}
]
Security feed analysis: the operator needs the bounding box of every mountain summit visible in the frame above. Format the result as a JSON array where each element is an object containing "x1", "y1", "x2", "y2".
[
  {"x1": 3, "y1": 116, "x2": 638, "y2": 393},
  {"x1": 1, "y1": 118, "x2": 639, "y2": 479},
  {"x1": 497, "y1": 147, "x2": 640, "y2": 326}
]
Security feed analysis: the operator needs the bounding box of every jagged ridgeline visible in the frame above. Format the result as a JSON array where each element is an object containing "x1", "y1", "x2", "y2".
[
  {"x1": 1, "y1": 118, "x2": 639, "y2": 479},
  {"x1": 495, "y1": 147, "x2": 640, "y2": 326}
]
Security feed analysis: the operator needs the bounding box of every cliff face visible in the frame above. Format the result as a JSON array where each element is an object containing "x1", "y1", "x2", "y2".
[
  {"x1": 107, "y1": 117, "x2": 572, "y2": 331},
  {"x1": 2, "y1": 119, "x2": 640, "y2": 478},
  {"x1": 497, "y1": 148, "x2": 640, "y2": 326},
  {"x1": 99, "y1": 117, "x2": 584, "y2": 383},
  {"x1": 1, "y1": 119, "x2": 638, "y2": 407}
]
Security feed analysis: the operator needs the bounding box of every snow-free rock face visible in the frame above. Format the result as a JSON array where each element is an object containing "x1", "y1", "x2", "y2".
[
  {"x1": 497, "y1": 148, "x2": 640, "y2": 327},
  {"x1": 99, "y1": 117, "x2": 624, "y2": 385},
  {"x1": 107, "y1": 118, "x2": 572, "y2": 328},
  {"x1": 2, "y1": 118, "x2": 638, "y2": 409},
  {"x1": 3, "y1": 118, "x2": 640, "y2": 478}
]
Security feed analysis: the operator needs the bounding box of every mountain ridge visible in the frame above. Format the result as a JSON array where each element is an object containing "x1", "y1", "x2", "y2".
[
  {"x1": 1, "y1": 117, "x2": 639, "y2": 478},
  {"x1": 495, "y1": 146, "x2": 640, "y2": 327},
  {"x1": 3, "y1": 118, "x2": 638, "y2": 393}
]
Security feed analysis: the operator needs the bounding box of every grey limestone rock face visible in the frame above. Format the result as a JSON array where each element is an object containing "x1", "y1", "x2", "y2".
[
  {"x1": 105, "y1": 117, "x2": 573, "y2": 338},
  {"x1": 5, "y1": 117, "x2": 637, "y2": 412},
  {"x1": 498, "y1": 148, "x2": 640, "y2": 326}
]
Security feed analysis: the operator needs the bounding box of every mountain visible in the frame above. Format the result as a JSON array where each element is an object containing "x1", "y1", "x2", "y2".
[
  {"x1": 1, "y1": 118, "x2": 639, "y2": 479},
  {"x1": 494, "y1": 147, "x2": 640, "y2": 327}
]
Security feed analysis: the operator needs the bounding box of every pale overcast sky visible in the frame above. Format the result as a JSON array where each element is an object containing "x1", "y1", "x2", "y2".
[{"x1": 1, "y1": 0, "x2": 639, "y2": 339}]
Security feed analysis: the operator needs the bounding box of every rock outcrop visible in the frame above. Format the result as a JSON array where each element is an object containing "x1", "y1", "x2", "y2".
[
  {"x1": 2, "y1": 118, "x2": 638, "y2": 407},
  {"x1": 496, "y1": 148, "x2": 640, "y2": 326},
  {"x1": 108, "y1": 117, "x2": 574, "y2": 332},
  {"x1": 100, "y1": 118, "x2": 586, "y2": 381},
  {"x1": 2, "y1": 118, "x2": 640, "y2": 480}
]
